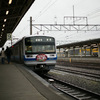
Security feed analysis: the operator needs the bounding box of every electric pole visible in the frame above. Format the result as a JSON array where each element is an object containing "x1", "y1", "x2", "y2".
[{"x1": 30, "y1": 16, "x2": 32, "y2": 35}]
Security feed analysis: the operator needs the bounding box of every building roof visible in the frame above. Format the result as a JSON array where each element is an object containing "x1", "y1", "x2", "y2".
[
  {"x1": 0, "y1": 0, "x2": 35, "y2": 47},
  {"x1": 57, "y1": 38, "x2": 100, "y2": 49}
]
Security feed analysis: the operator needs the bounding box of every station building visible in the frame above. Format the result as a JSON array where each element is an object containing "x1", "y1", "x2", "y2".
[{"x1": 57, "y1": 38, "x2": 100, "y2": 58}]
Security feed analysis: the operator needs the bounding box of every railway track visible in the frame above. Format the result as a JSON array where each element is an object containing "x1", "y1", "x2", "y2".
[
  {"x1": 42, "y1": 65, "x2": 100, "y2": 99},
  {"x1": 55, "y1": 65, "x2": 100, "y2": 81},
  {"x1": 44, "y1": 74, "x2": 100, "y2": 100}
]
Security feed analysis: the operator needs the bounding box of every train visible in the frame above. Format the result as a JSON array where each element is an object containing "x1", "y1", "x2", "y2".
[
  {"x1": 57, "y1": 48, "x2": 98, "y2": 57},
  {"x1": 69, "y1": 48, "x2": 98, "y2": 57},
  {"x1": 11, "y1": 35, "x2": 57, "y2": 72}
]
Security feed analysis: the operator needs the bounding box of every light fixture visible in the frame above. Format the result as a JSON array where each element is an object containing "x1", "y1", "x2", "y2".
[
  {"x1": 6, "y1": 10, "x2": 9, "y2": 15},
  {"x1": 4, "y1": 19, "x2": 7, "y2": 22},
  {"x1": 3, "y1": 24, "x2": 5, "y2": 27},
  {"x1": 2, "y1": 29, "x2": 4, "y2": 31},
  {"x1": 9, "y1": 0, "x2": 12, "y2": 4}
]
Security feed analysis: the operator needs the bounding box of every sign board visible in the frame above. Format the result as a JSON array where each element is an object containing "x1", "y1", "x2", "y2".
[
  {"x1": 36, "y1": 54, "x2": 47, "y2": 62},
  {"x1": 7, "y1": 33, "x2": 12, "y2": 40}
]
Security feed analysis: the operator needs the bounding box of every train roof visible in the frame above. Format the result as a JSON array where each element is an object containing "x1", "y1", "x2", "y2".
[
  {"x1": 23, "y1": 35, "x2": 55, "y2": 38},
  {"x1": 12, "y1": 35, "x2": 55, "y2": 46}
]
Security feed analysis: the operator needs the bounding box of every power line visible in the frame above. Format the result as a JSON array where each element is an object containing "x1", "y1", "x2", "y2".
[
  {"x1": 34, "y1": 0, "x2": 59, "y2": 21},
  {"x1": 34, "y1": 0, "x2": 52, "y2": 20}
]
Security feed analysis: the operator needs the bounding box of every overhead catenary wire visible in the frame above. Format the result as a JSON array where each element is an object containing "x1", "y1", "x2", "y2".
[
  {"x1": 13, "y1": 0, "x2": 59, "y2": 37},
  {"x1": 33, "y1": 0, "x2": 59, "y2": 21},
  {"x1": 13, "y1": 0, "x2": 100, "y2": 44},
  {"x1": 34, "y1": 0, "x2": 52, "y2": 20}
]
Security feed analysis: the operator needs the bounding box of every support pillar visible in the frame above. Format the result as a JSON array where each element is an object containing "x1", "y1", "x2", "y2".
[
  {"x1": 90, "y1": 46, "x2": 92, "y2": 56},
  {"x1": 30, "y1": 17, "x2": 32, "y2": 35},
  {"x1": 98, "y1": 44, "x2": 100, "y2": 57},
  {"x1": 80, "y1": 47, "x2": 82, "y2": 57},
  {"x1": 68, "y1": 48, "x2": 70, "y2": 57},
  {"x1": 84, "y1": 47, "x2": 86, "y2": 57},
  {"x1": 73, "y1": 47, "x2": 75, "y2": 56},
  {"x1": 58, "y1": 48, "x2": 60, "y2": 57}
]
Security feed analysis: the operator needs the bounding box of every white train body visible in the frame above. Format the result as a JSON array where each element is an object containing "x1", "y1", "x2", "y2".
[{"x1": 11, "y1": 35, "x2": 57, "y2": 72}]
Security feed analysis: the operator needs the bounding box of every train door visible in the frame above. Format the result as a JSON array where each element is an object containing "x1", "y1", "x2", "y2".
[{"x1": 19, "y1": 41, "x2": 23, "y2": 62}]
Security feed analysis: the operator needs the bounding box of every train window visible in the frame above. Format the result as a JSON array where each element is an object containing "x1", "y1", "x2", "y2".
[
  {"x1": 25, "y1": 46, "x2": 32, "y2": 53},
  {"x1": 25, "y1": 45, "x2": 55, "y2": 54},
  {"x1": 25, "y1": 36, "x2": 55, "y2": 54}
]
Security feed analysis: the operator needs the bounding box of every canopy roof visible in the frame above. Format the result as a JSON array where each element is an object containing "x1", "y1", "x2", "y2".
[{"x1": 0, "y1": 0, "x2": 35, "y2": 47}]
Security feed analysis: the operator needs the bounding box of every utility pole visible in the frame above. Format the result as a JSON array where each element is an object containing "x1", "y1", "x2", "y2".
[
  {"x1": 30, "y1": 16, "x2": 32, "y2": 35},
  {"x1": 73, "y1": 5, "x2": 75, "y2": 25}
]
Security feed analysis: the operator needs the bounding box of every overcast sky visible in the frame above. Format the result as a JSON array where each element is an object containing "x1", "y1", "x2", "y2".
[{"x1": 4, "y1": 0, "x2": 100, "y2": 47}]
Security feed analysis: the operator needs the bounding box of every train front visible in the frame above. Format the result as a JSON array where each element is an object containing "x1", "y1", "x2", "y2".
[{"x1": 24, "y1": 36, "x2": 57, "y2": 72}]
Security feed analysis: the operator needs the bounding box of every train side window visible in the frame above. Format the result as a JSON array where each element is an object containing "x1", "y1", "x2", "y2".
[{"x1": 25, "y1": 46, "x2": 32, "y2": 53}]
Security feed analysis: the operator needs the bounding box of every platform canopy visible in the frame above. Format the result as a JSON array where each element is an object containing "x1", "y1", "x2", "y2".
[
  {"x1": 57, "y1": 38, "x2": 100, "y2": 49},
  {"x1": 0, "y1": 0, "x2": 35, "y2": 47}
]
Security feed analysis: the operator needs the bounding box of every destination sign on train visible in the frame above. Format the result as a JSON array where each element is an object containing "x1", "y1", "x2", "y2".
[{"x1": 25, "y1": 37, "x2": 54, "y2": 43}]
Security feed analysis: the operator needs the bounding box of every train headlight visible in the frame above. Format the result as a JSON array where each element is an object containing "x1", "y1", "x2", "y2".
[{"x1": 26, "y1": 55, "x2": 33, "y2": 57}]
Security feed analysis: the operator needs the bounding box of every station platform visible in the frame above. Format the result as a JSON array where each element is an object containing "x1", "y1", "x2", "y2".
[
  {"x1": 0, "y1": 63, "x2": 68, "y2": 100},
  {"x1": 57, "y1": 57, "x2": 100, "y2": 68}
]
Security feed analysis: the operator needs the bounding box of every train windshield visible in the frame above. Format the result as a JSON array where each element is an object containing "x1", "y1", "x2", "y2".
[{"x1": 25, "y1": 36, "x2": 56, "y2": 54}]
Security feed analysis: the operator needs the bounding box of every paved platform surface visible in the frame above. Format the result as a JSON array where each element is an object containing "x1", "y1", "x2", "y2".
[{"x1": 0, "y1": 63, "x2": 70, "y2": 100}]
